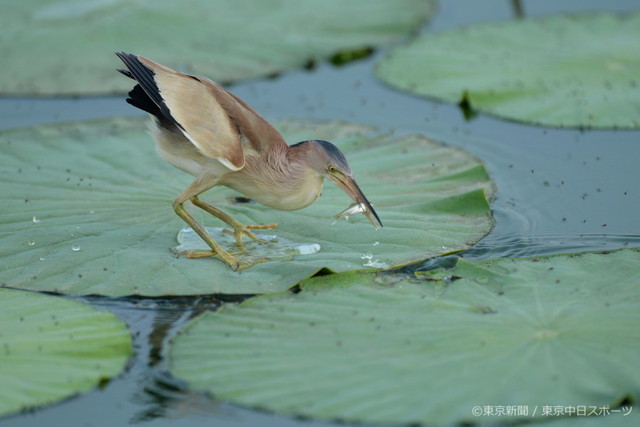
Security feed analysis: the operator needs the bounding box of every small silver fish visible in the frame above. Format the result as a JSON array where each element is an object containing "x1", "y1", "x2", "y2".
[{"x1": 334, "y1": 202, "x2": 382, "y2": 230}]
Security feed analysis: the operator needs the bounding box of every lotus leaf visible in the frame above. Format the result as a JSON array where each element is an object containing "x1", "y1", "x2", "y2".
[
  {"x1": 170, "y1": 249, "x2": 640, "y2": 425},
  {"x1": 0, "y1": 288, "x2": 132, "y2": 417},
  {"x1": 2, "y1": 0, "x2": 434, "y2": 95},
  {"x1": 377, "y1": 13, "x2": 640, "y2": 129}
]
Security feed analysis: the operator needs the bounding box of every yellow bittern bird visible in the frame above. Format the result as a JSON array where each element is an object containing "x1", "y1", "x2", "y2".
[{"x1": 116, "y1": 52, "x2": 381, "y2": 270}]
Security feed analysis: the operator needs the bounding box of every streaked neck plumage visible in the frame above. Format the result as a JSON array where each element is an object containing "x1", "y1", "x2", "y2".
[{"x1": 222, "y1": 140, "x2": 325, "y2": 211}]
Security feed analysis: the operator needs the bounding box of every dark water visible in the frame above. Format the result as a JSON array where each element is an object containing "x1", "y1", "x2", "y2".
[{"x1": 2, "y1": 1, "x2": 639, "y2": 426}]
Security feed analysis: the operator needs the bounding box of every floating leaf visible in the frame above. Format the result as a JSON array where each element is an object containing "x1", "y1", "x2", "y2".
[
  {"x1": 2, "y1": 0, "x2": 435, "y2": 95},
  {"x1": 376, "y1": 13, "x2": 640, "y2": 129},
  {"x1": 169, "y1": 249, "x2": 640, "y2": 425},
  {"x1": 0, "y1": 118, "x2": 494, "y2": 296},
  {"x1": 0, "y1": 288, "x2": 132, "y2": 417}
]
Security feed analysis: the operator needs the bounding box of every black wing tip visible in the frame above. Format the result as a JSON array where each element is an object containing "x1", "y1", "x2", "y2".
[
  {"x1": 115, "y1": 52, "x2": 141, "y2": 71},
  {"x1": 115, "y1": 51, "x2": 134, "y2": 60},
  {"x1": 115, "y1": 52, "x2": 139, "y2": 77},
  {"x1": 117, "y1": 68, "x2": 133, "y2": 79},
  {"x1": 115, "y1": 51, "x2": 183, "y2": 132}
]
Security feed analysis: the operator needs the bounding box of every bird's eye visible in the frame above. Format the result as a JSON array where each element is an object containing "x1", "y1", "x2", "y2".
[{"x1": 328, "y1": 165, "x2": 337, "y2": 173}]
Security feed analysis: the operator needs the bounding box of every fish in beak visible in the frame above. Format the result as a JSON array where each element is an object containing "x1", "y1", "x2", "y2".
[{"x1": 329, "y1": 172, "x2": 382, "y2": 229}]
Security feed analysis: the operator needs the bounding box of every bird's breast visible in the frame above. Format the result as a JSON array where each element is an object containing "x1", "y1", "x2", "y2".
[
  {"x1": 266, "y1": 177, "x2": 324, "y2": 210},
  {"x1": 223, "y1": 167, "x2": 324, "y2": 211}
]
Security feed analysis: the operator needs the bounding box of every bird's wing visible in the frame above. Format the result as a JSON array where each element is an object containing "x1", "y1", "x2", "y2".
[{"x1": 116, "y1": 52, "x2": 287, "y2": 171}]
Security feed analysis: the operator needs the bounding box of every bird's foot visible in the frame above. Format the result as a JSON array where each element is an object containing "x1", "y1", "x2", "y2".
[
  {"x1": 222, "y1": 222, "x2": 278, "y2": 248},
  {"x1": 178, "y1": 249, "x2": 267, "y2": 271},
  {"x1": 178, "y1": 249, "x2": 241, "y2": 270}
]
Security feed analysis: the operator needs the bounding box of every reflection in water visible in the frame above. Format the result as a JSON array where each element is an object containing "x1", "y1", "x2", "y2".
[
  {"x1": 131, "y1": 371, "x2": 229, "y2": 423},
  {"x1": 83, "y1": 295, "x2": 251, "y2": 423}
]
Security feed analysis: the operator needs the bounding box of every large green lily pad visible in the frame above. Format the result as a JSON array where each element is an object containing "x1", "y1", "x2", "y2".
[
  {"x1": 2, "y1": 0, "x2": 434, "y2": 96},
  {"x1": 169, "y1": 249, "x2": 640, "y2": 425},
  {"x1": 376, "y1": 13, "x2": 640, "y2": 129},
  {"x1": 0, "y1": 118, "x2": 494, "y2": 296},
  {"x1": 0, "y1": 288, "x2": 132, "y2": 417}
]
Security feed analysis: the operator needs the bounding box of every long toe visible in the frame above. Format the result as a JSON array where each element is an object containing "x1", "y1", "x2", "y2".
[
  {"x1": 237, "y1": 228, "x2": 269, "y2": 246},
  {"x1": 179, "y1": 249, "x2": 242, "y2": 270},
  {"x1": 245, "y1": 223, "x2": 278, "y2": 230},
  {"x1": 179, "y1": 249, "x2": 217, "y2": 259},
  {"x1": 220, "y1": 223, "x2": 278, "y2": 247}
]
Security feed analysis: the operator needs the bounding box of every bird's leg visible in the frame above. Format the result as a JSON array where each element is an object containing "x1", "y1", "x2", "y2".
[
  {"x1": 172, "y1": 178, "x2": 248, "y2": 270},
  {"x1": 173, "y1": 200, "x2": 245, "y2": 269},
  {"x1": 190, "y1": 196, "x2": 277, "y2": 248}
]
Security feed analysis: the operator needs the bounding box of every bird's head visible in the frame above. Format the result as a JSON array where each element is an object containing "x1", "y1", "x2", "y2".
[{"x1": 295, "y1": 139, "x2": 382, "y2": 229}]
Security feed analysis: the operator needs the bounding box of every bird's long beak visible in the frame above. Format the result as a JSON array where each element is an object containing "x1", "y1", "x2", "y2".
[{"x1": 330, "y1": 173, "x2": 383, "y2": 229}]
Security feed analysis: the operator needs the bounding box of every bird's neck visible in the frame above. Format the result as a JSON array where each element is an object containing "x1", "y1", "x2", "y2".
[
  {"x1": 260, "y1": 143, "x2": 324, "y2": 210},
  {"x1": 283, "y1": 143, "x2": 316, "y2": 179}
]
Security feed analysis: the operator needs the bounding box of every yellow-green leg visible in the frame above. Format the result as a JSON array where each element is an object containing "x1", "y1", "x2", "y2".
[
  {"x1": 172, "y1": 200, "x2": 243, "y2": 270},
  {"x1": 172, "y1": 177, "x2": 249, "y2": 270},
  {"x1": 191, "y1": 196, "x2": 277, "y2": 247},
  {"x1": 171, "y1": 177, "x2": 275, "y2": 270}
]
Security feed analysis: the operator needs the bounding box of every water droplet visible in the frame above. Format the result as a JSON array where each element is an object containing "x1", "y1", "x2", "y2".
[
  {"x1": 27, "y1": 240, "x2": 36, "y2": 246},
  {"x1": 297, "y1": 244, "x2": 321, "y2": 255},
  {"x1": 32, "y1": 216, "x2": 40, "y2": 223},
  {"x1": 71, "y1": 245, "x2": 81, "y2": 252},
  {"x1": 360, "y1": 252, "x2": 389, "y2": 269}
]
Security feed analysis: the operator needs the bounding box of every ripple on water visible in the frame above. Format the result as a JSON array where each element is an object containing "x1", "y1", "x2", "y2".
[{"x1": 462, "y1": 232, "x2": 640, "y2": 261}]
